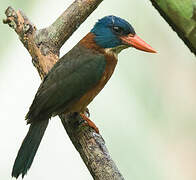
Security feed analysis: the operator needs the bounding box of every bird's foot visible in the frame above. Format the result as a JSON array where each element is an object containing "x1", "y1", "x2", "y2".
[{"x1": 80, "y1": 113, "x2": 99, "y2": 133}]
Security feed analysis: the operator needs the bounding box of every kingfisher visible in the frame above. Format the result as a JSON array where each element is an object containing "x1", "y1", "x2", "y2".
[{"x1": 12, "y1": 15, "x2": 156, "y2": 178}]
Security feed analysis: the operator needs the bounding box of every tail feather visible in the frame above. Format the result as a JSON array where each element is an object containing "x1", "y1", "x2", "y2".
[{"x1": 12, "y1": 120, "x2": 49, "y2": 178}]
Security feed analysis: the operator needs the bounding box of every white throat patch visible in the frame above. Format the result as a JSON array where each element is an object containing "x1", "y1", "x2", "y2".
[{"x1": 104, "y1": 45, "x2": 128, "y2": 58}]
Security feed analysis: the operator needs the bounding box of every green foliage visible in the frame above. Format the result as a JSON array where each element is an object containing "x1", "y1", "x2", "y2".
[{"x1": 155, "y1": 0, "x2": 196, "y2": 50}]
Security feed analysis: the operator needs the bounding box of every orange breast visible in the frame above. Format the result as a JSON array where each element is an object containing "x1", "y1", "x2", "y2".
[
  {"x1": 70, "y1": 33, "x2": 118, "y2": 113},
  {"x1": 71, "y1": 56, "x2": 117, "y2": 112}
]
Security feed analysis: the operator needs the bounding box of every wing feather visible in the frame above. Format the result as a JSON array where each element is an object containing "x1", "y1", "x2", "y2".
[{"x1": 26, "y1": 45, "x2": 106, "y2": 122}]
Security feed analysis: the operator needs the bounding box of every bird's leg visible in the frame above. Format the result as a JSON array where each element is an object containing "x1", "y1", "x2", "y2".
[{"x1": 80, "y1": 113, "x2": 99, "y2": 133}]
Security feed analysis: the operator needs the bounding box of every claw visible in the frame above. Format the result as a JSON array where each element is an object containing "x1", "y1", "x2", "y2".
[{"x1": 80, "y1": 113, "x2": 99, "y2": 133}]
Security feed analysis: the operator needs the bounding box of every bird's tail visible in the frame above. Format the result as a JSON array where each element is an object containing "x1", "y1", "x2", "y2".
[{"x1": 12, "y1": 120, "x2": 49, "y2": 178}]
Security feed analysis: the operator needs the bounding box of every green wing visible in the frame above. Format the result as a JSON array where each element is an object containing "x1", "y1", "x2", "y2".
[{"x1": 26, "y1": 45, "x2": 106, "y2": 122}]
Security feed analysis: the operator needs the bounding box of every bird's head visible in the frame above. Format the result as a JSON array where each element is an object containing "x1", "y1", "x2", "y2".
[{"x1": 91, "y1": 15, "x2": 156, "y2": 54}]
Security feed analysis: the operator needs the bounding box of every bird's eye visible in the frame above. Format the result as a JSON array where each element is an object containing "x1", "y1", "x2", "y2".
[{"x1": 112, "y1": 26, "x2": 124, "y2": 34}]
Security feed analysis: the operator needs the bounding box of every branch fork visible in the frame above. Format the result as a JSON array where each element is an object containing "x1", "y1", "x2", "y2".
[{"x1": 3, "y1": 1, "x2": 124, "y2": 180}]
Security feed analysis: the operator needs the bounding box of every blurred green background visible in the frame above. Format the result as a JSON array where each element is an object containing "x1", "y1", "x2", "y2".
[{"x1": 1, "y1": 0, "x2": 196, "y2": 180}]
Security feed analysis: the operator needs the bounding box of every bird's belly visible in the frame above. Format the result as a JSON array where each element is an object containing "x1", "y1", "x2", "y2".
[{"x1": 70, "y1": 75, "x2": 109, "y2": 113}]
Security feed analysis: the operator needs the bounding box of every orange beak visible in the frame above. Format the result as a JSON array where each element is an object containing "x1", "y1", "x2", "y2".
[{"x1": 120, "y1": 34, "x2": 157, "y2": 53}]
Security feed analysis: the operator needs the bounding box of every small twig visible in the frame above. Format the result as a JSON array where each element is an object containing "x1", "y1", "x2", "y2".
[{"x1": 3, "y1": 1, "x2": 124, "y2": 179}]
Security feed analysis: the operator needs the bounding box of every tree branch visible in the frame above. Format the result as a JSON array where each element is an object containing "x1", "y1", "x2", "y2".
[
  {"x1": 149, "y1": 0, "x2": 196, "y2": 55},
  {"x1": 39, "y1": 0, "x2": 103, "y2": 50},
  {"x1": 3, "y1": 1, "x2": 124, "y2": 179}
]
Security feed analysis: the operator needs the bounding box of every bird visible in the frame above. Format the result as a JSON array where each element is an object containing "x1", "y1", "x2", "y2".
[{"x1": 12, "y1": 15, "x2": 156, "y2": 178}]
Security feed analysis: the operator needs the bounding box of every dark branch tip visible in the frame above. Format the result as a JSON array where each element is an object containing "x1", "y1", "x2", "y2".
[
  {"x1": 3, "y1": 18, "x2": 11, "y2": 24},
  {"x1": 3, "y1": 17, "x2": 17, "y2": 29},
  {"x1": 5, "y1": 6, "x2": 15, "y2": 17}
]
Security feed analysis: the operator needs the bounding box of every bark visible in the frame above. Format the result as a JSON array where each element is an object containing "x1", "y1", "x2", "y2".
[
  {"x1": 150, "y1": 0, "x2": 196, "y2": 55},
  {"x1": 3, "y1": 1, "x2": 124, "y2": 180}
]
